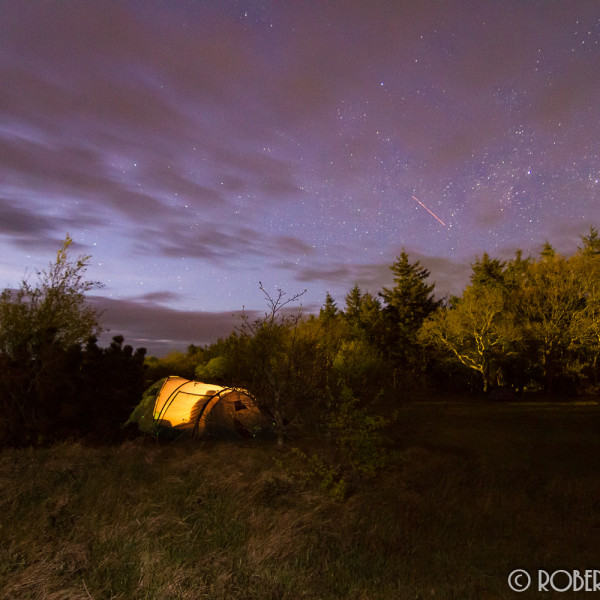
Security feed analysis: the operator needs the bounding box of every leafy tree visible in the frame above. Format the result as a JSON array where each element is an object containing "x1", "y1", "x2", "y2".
[
  {"x1": 0, "y1": 236, "x2": 103, "y2": 443},
  {"x1": 144, "y1": 349, "x2": 200, "y2": 381},
  {"x1": 224, "y1": 284, "x2": 324, "y2": 447},
  {"x1": 575, "y1": 251, "x2": 600, "y2": 389},
  {"x1": 194, "y1": 355, "x2": 230, "y2": 384},
  {"x1": 516, "y1": 252, "x2": 591, "y2": 393},
  {"x1": 0, "y1": 236, "x2": 102, "y2": 359},
  {"x1": 420, "y1": 285, "x2": 519, "y2": 392}
]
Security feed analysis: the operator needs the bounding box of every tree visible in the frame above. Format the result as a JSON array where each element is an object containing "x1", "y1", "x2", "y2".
[
  {"x1": 380, "y1": 250, "x2": 439, "y2": 332},
  {"x1": 515, "y1": 252, "x2": 592, "y2": 393},
  {"x1": 575, "y1": 251, "x2": 600, "y2": 389},
  {"x1": 503, "y1": 249, "x2": 531, "y2": 291},
  {"x1": 420, "y1": 285, "x2": 519, "y2": 392},
  {"x1": 0, "y1": 236, "x2": 102, "y2": 359},
  {"x1": 540, "y1": 241, "x2": 556, "y2": 261},
  {"x1": 470, "y1": 252, "x2": 506, "y2": 288},
  {"x1": 379, "y1": 250, "x2": 440, "y2": 383},
  {"x1": 343, "y1": 284, "x2": 364, "y2": 328},
  {"x1": 225, "y1": 284, "x2": 323, "y2": 448},
  {"x1": 0, "y1": 235, "x2": 103, "y2": 443},
  {"x1": 319, "y1": 292, "x2": 338, "y2": 322},
  {"x1": 578, "y1": 226, "x2": 600, "y2": 257},
  {"x1": 78, "y1": 335, "x2": 147, "y2": 440},
  {"x1": 341, "y1": 285, "x2": 384, "y2": 345}
]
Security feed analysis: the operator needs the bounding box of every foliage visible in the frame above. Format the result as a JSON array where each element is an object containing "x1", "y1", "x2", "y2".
[
  {"x1": 0, "y1": 238, "x2": 146, "y2": 446},
  {"x1": 327, "y1": 386, "x2": 388, "y2": 476},
  {"x1": 290, "y1": 386, "x2": 388, "y2": 500},
  {"x1": 0, "y1": 235, "x2": 102, "y2": 360},
  {"x1": 77, "y1": 335, "x2": 147, "y2": 440},
  {"x1": 145, "y1": 349, "x2": 201, "y2": 382},
  {"x1": 4, "y1": 225, "x2": 600, "y2": 449},
  {"x1": 379, "y1": 249, "x2": 440, "y2": 333},
  {"x1": 420, "y1": 284, "x2": 519, "y2": 392},
  {"x1": 195, "y1": 355, "x2": 230, "y2": 383},
  {"x1": 420, "y1": 231, "x2": 600, "y2": 395},
  {"x1": 0, "y1": 237, "x2": 102, "y2": 444},
  {"x1": 202, "y1": 283, "x2": 329, "y2": 447},
  {"x1": 378, "y1": 250, "x2": 441, "y2": 386},
  {"x1": 291, "y1": 448, "x2": 348, "y2": 500}
]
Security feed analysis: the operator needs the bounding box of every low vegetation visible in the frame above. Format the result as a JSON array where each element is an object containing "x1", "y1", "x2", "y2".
[{"x1": 1, "y1": 401, "x2": 599, "y2": 599}]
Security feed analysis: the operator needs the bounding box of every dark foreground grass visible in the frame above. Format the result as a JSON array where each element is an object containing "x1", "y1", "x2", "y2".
[{"x1": 1, "y1": 398, "x2": 600, "y2": 599}]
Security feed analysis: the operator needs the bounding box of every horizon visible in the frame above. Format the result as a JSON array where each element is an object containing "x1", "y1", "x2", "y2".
[{"x1": 1, "y1": 1, "x2": 598, "y2": 355}]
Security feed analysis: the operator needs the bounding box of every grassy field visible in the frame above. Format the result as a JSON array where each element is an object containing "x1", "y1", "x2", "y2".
[{"x1": 1, "y1": 398, "x2": 600, "y2": 599}]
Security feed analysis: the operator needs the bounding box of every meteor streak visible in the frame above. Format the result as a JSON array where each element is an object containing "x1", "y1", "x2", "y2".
[{"x1": 412, "y1": 195, "x2": 446, "y2": 226}]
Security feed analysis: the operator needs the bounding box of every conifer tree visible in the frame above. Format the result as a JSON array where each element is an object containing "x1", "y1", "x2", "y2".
[
  {"x1": 319, "y1": 291, "x2": 338, "y2": 322},
  {"x1": 379, "y1": 249, "x2": 439, "y2": 337},
  {"x1": 540, "y1": 241, "x2": 556, "y2": 261},
  {"x1": 378, "y1": 250, "x2": 440, "y2": 381},
  {"x1": 470, "y1": 252, "x2": 506, "y2": 288},
  {"x1": 578, "y1": 226, "x2": 600, "y2": 256},
  {"x1": 343, "y1": 284, "x2": 363, "y2": 327}
]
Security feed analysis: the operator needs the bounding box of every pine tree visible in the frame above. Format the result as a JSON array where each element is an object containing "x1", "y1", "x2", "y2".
[
  {"x1": 504, "y1": 249, "x2": 531, "y2": 290},
  {"x1": 470, "y1": 252, "x2": 506, "y2": 288},
  {"x1": 540, "y1": 241, "x2": 556, "y2": 261},
  {"x1": 379, "y1": 250, "x2": 440, "y2": 378},
  {"x1": 578, "y1": 226, "x2": 600, "y2": 256},
  {"x1": 343, "y1": 284, "x2": 363, "y2": 326},
  {"x1": 319, "y1": 292, "x2": 338, "y2": 322},
  {"x1": 380, "y1": 250, "x2": 439, "y2": 333}
]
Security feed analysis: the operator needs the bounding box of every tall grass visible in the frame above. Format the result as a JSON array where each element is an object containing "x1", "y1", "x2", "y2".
[{"x1": 1, "y1": 400, "x2": 600, "y2": 599}]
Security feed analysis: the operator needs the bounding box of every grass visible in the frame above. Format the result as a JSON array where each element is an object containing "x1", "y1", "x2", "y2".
[{"x1": 1, "y1": 398, "x2": 600, "y2": 599}]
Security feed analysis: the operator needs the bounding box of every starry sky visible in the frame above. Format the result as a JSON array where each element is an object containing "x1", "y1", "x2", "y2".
[{"x1": 1, "y1": 1, "x2": 599, "y2": 355}]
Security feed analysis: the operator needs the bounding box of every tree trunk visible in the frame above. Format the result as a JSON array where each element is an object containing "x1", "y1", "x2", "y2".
[{"x1": 274, "y1": 409, "x2": 284, "y2": 449}]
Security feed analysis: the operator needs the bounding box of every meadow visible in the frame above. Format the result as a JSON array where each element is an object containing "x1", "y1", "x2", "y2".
[{"x1": 1, "y1": 398, "x2": 599, "y2": 600}]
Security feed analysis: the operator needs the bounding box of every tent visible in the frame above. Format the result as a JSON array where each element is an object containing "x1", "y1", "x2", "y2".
[{"x1": 127, "y1": 376, "x2": 270, "y2": 439}]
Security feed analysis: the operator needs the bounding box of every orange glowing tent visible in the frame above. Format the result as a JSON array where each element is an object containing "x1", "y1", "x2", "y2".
[{"x1": 127, "y1": 376, "x2": 270, "y2": 439}]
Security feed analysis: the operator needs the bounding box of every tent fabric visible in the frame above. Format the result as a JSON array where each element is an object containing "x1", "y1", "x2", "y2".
[{"x1": 127, "y1": 376, "x2": 269, "y2": 438}]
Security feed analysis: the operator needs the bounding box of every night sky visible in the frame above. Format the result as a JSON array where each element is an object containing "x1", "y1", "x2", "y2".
[{"x1": 1, "y1": 1, "x2": 599, "y2": 355}]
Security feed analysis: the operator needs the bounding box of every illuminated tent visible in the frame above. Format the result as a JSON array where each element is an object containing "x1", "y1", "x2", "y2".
[{"x1": 127, "y1": 376, "x2": 270, "y2": 439}]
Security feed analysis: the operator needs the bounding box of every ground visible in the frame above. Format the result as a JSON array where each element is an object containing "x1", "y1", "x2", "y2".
[{"x1": 1, "y1": 397, "x2": 599, "y2": 599}]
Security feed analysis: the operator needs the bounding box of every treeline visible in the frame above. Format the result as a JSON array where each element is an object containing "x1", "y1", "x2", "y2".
[
  {"x1": 421, "y1": 234, "x2": 600, "y2": 395},
  {"x1": 1, "y1": 229, "x2": 599, "y2": 448},
  {"x1": 152, "y1": 227, "x2": 600, "y2": 426}
]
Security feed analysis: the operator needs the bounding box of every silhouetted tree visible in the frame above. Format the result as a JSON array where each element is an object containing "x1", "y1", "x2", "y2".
[
  {"x1": 0, "y1": 236, "x2": 102, "y2": 444},
  {"x1": 319, "y1": 291, "x2": 339, "y2": 322},
  {"x1": 226, "y1": 284, "x2": 320, "y2": 447},
  {"x1": 79, "y1": 335, "x2": 147, "y2": 440}
]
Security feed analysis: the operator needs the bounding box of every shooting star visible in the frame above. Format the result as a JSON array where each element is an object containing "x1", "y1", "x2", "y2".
[{"x1": 412, "y1": 195, "x2": 446, "y2": 227}]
